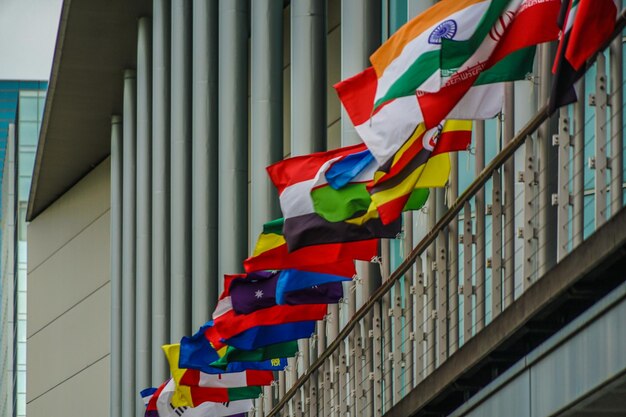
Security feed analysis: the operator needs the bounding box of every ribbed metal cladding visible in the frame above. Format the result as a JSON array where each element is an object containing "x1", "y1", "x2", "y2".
[
  {"x1": 250, "y1": 0, "x2": 283, "y2": 250},
  {"x1": 192, "y1": 0, "x2": 219, "y2": 325},
  {"x1": 170, "y1": 0, "x2": 192, "y2": 341},
  {"x1": 218, "y1": 0, "x2": 249, "y2": 290},
  {"x1": 135, "y1": 16, "x2": 152, "y2": 413},
  {"x1": 109, "y1": 115, "x2": 122, "y2": 417},
  {"x1": 121, "y1": 69, "x2": 137, "y2": 417},
  {"x1": 152, "y1": 0, "x2": 171, "y2": 383}
]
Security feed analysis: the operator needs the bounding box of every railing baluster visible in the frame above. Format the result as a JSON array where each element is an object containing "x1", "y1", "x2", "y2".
[
  {"x1": 463, "y1": 201, "x2": 474, "y2": 343},
  {"x1": 475, "y1": 121, "x2": 486, "y2": 331},
  {"x1": 592, "y1": 52, "x2": 609, "y2": 228}
]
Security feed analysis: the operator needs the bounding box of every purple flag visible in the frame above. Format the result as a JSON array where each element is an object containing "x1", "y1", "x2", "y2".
[
  {"x1": 230, "y1": 272, "x2": 344, "y2": 314},
  {"x1": 229, "y1": 271, "x2": 279, "y2": 314}
]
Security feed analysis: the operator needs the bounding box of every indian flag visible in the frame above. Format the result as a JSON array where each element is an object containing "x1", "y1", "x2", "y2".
[
  {"x1": 420, "y1": 0, "x2": 561, "y2": 128},
  {"x1": 371, "y1": 0, "x2": 513, "y2": 108}
]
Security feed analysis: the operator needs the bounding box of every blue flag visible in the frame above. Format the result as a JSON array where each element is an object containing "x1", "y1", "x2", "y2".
[
  {"x1": 224, "y1": 321, "x2": 316, "y2": 350},
  {"x1": 325, "y1": 148, "x2": 375, "y2": 189},
  {"x1": 276, "y1": 269, "x2": 351, "y2": 304}
]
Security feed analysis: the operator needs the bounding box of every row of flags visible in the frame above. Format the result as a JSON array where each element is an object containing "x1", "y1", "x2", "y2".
[{"x1": 141, "y1": 0, "x2": 619, "y2": 415}]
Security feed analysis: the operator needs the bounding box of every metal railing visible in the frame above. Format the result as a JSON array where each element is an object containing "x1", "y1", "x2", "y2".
[{"x1": 264, "y1": 11, "x2": 626, "y2": 417}]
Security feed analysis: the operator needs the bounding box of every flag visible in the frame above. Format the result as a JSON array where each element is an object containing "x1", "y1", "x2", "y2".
[
  {"x1": 267, "y1": 147, "x2": 401, "y2": 251},
  {"x1": 145, "y1": 380, "x2": 168, "y2": 417},
  {"x1": 223, "y1": 320, "x2": 317, "y2": 350},
  {"x1": 179, "y1": 322, "x2": 290, "y2": 373},
  {"x1": 275, "y1": 269, "x2": 352, "y2": 301},
  {"x1": 229, "y1": 271, "x2": 343, "y2": 314},
  {"x1": 549, "y1": 0, "x2": 619, "y2": 112},
  {"x1": 243, "y1": 218, "x2": 372, "y2": 274},
  {"x1": 141, "y1": 387, "x2": 158, "y2": 406},
  {"x1": 179, "y1": 369, "x2": 274, "y2": 388},
  {"x1": 210, "y1": 340, "x2": 299, "y2": 368},
  {"x1": 310, "y1": 147, "x2": 430, "y2": 223},
  {"x1": 155, "y1": 379, "x2": 254, "y2": 417},
  {"x1": 211, "y1": 274, "x2": 328, "y2": 342},
  {"x1": 419, "y1": 0, "x2": 561, "y2": 128},
  {"x1": 367, "y1": 120, "x2": 473, "y2": 224},
  {"x1": 163, "y1": 344, "x2": 262, "y2": 408},
  {"x1": 336, "y1": 66, "x2": 501, "y2": 166},
  {"x1": 370, "y1": 0, "x2": 513, "y2": 108}
]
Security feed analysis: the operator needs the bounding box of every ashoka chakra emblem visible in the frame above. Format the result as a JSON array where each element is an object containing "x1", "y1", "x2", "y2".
[{"x1": 428, "y1": 19, "x2": 457, "y2": 45}]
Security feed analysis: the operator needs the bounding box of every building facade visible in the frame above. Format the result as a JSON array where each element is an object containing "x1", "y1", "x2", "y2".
[
  {"x1": 0, "y1": 81, "x2": 46, "y2": 417},
  {"x1": 26, "y1": 1, "x2": 626, "y2": 417}
]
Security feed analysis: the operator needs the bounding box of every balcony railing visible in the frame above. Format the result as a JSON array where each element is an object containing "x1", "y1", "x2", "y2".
[{"x1": 265, "y1": 12, "x2": 626, "y2": 417}]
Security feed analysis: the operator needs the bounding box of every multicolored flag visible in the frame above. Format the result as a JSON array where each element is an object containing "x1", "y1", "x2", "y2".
[
  {"x1": 209, "y1": 274, "x2": 327, "y2": 344},
  {"x1": 178, "y1": 369, "x2": 274, "y2": 388},
  {"x1": 141, "y1": 387, "x2": 158, "y2": 407},
  {"x1": 336, "y1": 66, "x2": 500, "y2": 166},
  {"x1": 210, "y1": 340, "x2": 299, "y2": 368},
  {"x1": 367, "y1": 120, "x2": 473, "y2": 224},
  {"x1": 419, "y1": 0, "x2": 561, "y2": 128},
  {"x1": 309, "y1": 146, "x2": 430, "y2": 224},
  {"x1": 275, "y1": 269, "x2": 352, "y2": 304},
  {"x1": 267, "y1": 147, "x2": 402, "y2": 251},
  {"x1": 163, "y1": 344, "x2": 262, "y2": 408},
  {"x1": 370, "y1": 0, "x2": 513, "y2": 108},
  {"x1": 549, "y1": 0, "x2": 620, "y2": 112},
  {"x1": 243, "y1": 218, "x2": 371, "y2": 274},
  {"x1": 222, "y1": 320, "x2": 317, "y2": 350},
  {"x1": 153, "y1": 379, "x2": 254, "y2": 417},
  {"x1": 179, "y1": 322, "x2": 291, "y2": 373},
  {"x1": 145, "y1": 380, "x2": 168, "y2": 417},
  {"x1": 229, "y1": 271, "x2": 343, "y2": 314}
]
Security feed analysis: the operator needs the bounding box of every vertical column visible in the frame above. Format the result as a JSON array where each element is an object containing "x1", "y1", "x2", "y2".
[
  {"x1": 474, "y1": 121, "x2": 486, "y2": 331},
  {"x1": 251, "y1": 0, "x2": 283, "y2": 246},
  {"x1": 152, "y1": 0, "x2": 171, "y2": 384},
  {"x1": 556, "y1": 108, "x2": 572, "y2": 261},
  {"x1": 448, "y1": 155, "x2": 459, "y2": 353},
  {"x1": 192, "y1": 0, "x2": 218, "y2": 325},
  {"x1": 503, "y1": 83, "x2": 515, "y2": 306},
  {"x1": 610, "y1": 37, "x2": 623, "y2": 215},
  {"x1": 593, "y1": 53, "x2": 609, "y2": 229},
  {"x1": 171, "y1": 0, "x2": 192, "y2": 341},
  {"x1": 109, "y1": 115, "x2": 122, "y2": 417},
  {"x1": 291, "y1": 0, "x2": 327, "y2": 155},
  {"x1": 136, "y1": 17, "x2": 152, "y2": 411},
  {"x1": 121, "y1": 69, "x2": 136, "y2": 417},
  {"x1": 538, "y1": 43, "x2": 558, "y2": 277},
  {"x1": 572, "y1": 79, "x2": 585, "y2": 247},
  {"x1": 218, "y1": 0, "x2": 249, "y2": 287}
]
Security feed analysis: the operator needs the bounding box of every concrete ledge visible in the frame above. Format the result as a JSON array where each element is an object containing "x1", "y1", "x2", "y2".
[{"x1": 385, "y1": 207, "x2": 626, "y2": 417}]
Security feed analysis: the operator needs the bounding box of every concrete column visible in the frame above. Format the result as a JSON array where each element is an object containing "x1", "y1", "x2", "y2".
[
  {"x1": 218, "y1": 0, "x2": 249, "y2": 288},
  {"x1": 341, "y1": 0, "x2": 381, "y2": 146},
  {"x1": 250, "y1": 0, "x2": 283, "y2": 248},
  {"x1": 291, "y1": 0, "x2": 326, "y2": 155},
  {"x1": 170, "y1": 0, "x2": 192, "y2": 341},
  {"x1": 121, "y1": 69, "x2": 136, "y2": 416},
  {"x1": 152, "y1": 0, "x2": 171, "y2": 383},
  {"x1": 136, "y1": 17, "x2": 152, "y2": 410},
  {"x1": 192, "y1": 0, "x2": 219, "y2": 326},
  {"x1": 109, "y1": 115, "x2": 122, "y2": 417}
]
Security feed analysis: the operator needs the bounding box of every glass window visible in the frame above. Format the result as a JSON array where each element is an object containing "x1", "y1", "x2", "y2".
[
  {"x1": 18, "y1": 151, "x2": 35, "y2": 177},
  {"x1": 18, "y1": 177, "x2": 30, "y2": 202},
  {"x1": 17, "y1": 122, "x2": 38, "y2": 147},
  {"x1": 18, "y1": 96, "x2": 38, "y2": 123}
]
